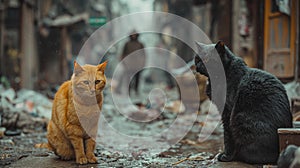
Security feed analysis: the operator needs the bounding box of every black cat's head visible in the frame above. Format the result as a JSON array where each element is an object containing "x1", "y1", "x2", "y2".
[{"x1": 194, "y1": 41, "x2": 231, "y2": 76}]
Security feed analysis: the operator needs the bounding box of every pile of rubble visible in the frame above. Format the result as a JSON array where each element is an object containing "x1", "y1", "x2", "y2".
[{"x1": 0, "y1": 85, "x2": 52, "y2": 136}]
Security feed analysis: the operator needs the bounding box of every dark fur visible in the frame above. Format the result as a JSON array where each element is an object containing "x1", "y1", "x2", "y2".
[{"x1": 194, "y1": 41, "x2": 293, "y2": 164}]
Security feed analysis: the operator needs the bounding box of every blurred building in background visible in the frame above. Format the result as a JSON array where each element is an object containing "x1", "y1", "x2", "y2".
[
  {"x1": 0, "y1": 0, "x2": 118, "y2": 90},
  {"x1": 156, "y1": 0, "x2": 298, "y2": 80},
  {"x1": 0, "y1": 0, "x2": 299, "y2": 91}
]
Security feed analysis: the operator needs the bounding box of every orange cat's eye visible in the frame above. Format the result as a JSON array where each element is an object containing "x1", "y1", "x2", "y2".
[
  {"x1": 95, "y1": 80, "x2": 101, "y2": 84},
  {"x1": 83, "y1": 80, "x2": 89, "y2": 84}
]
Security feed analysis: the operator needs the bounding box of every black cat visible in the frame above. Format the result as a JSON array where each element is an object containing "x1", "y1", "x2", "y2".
[{"x1": 194, "y1": 41, "x2": 293, "y2": 164}]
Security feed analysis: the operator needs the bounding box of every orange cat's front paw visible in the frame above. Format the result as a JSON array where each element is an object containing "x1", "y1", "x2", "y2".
[
  {"x1": 87, "y1": 155, "x2": 98, "y2": 163},
  {"x1": 76, "y1": 156, "x2": 88, "y2": 164}
]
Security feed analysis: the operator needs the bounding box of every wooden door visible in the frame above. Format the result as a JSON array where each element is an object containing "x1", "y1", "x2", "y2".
[{"x1": 264, "y1": 0, "x2": 296, "y2": 78}]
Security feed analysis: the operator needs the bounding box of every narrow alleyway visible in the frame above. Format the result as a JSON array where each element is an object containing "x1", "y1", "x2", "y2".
[{"x1": 1, "y1": 0, "x2": 299, "y2": 167}]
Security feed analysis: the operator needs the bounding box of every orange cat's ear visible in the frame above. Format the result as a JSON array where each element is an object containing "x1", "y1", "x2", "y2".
[
  {"x1": 74, "y1": 61, "x2": 84, "y2": 75},
  {"x1": 97, "y1": 61, "x2": 108, "y2": 72}
]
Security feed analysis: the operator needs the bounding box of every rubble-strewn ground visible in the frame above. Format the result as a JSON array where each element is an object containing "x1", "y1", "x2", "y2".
[
  {"x1": 0, "y1": 83, "x2": 266, "y2": 167},
  {"x1": 0, "y1": 125, "x2": 257, "y2": 168}
]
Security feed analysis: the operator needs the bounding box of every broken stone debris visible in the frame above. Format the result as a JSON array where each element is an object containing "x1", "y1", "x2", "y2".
[
  {"x1": 0, "y1": 85, "x2": 52, "y2": 134},
  {"x1": 0, "y1": 127, "x2": 5, "y2": 138}
]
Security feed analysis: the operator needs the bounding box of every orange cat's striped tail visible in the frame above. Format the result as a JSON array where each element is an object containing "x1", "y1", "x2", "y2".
[{"x1": 35, "y1": 143, "x2": 53, "y2": 150}]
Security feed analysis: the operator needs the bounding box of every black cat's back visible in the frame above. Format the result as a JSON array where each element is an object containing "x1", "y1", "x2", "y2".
[
  {"x1": 236, "y1": 68, "x2": 292, "y2": 127},
  {"x1": 230, "y1": 68, "x2": 292, "y2": 164}
]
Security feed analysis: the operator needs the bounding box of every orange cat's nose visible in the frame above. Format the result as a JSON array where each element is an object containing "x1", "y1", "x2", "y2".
[{"x1": 90, "y1": 90, "x2": 96, "y2": 94}]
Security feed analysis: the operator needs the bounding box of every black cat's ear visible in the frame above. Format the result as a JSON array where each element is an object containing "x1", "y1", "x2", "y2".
[
  {"x1": 215, "y1": 41, "x2": 225, "y2": 55},
  {"x1": 195, "y1": 41, "x2": 206, "y2": 53},
  {"x1": 74, "y1": 61, "x2": 84, "y2": 75}
]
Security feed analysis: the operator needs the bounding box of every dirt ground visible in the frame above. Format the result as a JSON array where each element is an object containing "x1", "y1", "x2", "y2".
[
  {"x1": 0, "y1": 126, "x2": 259, "y2": 168},
  {"x1": 0, "y1": 84, "x2": 269, "y2": 168}
]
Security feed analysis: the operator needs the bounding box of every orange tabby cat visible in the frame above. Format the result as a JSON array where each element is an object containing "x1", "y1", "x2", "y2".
[{"x1": 36, "y1": 61, "x2": 107, "y2": 164}]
